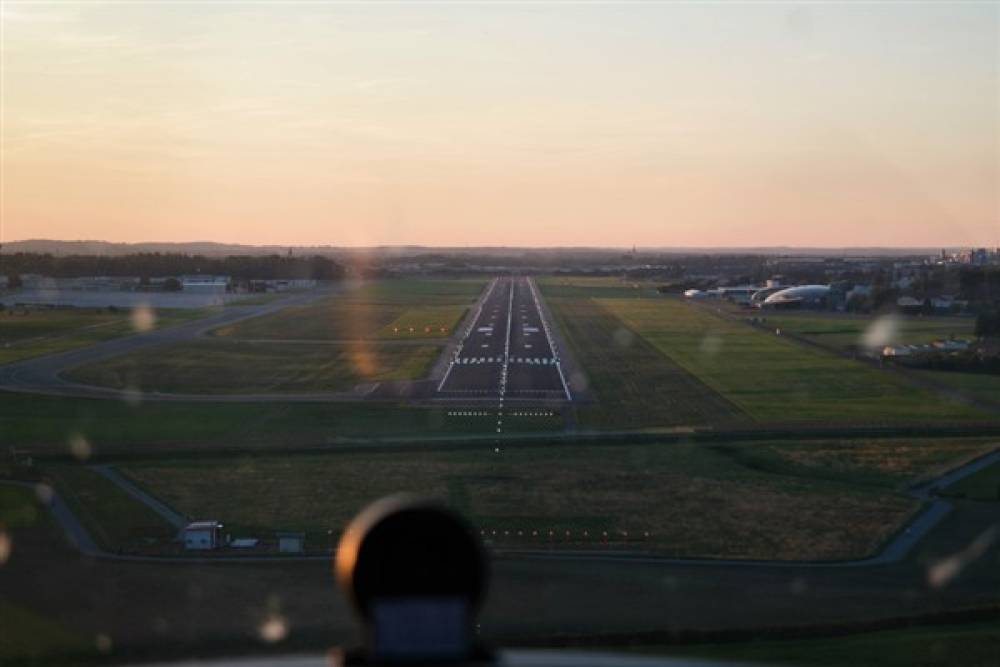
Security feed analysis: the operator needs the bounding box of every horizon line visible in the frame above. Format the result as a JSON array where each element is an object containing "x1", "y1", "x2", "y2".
[{"x1": 3, "y1": 238, "x2": 995, "y2": 252}]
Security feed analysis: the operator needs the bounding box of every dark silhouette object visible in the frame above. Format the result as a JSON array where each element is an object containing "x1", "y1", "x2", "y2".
[
  {"x1": 975, "y1": 309, "x2": 1000, "y2": 338},
  {"x1": 335, "y1": 495, "x2": 493, "y2": 665}
]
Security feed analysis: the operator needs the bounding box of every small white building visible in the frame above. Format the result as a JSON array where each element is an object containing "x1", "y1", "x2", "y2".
[
  {"x1": 276, "y1": 531, "x2": 305, "y2": 553},
  {"x1": 184, "y1": 521, "x2": 223, "y2": 550},
  {"x1": 896, "y1": 296, "x2": 925, "y2": 313}
]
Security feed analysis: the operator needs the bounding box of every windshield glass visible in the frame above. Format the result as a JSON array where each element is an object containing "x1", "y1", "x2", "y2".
[{"x1": 1, "y1": 2, "x2": 999, "y2": 666}]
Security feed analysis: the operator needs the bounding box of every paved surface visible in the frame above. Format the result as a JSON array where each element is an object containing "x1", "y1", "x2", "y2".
[
  {"x1": 2, "y1": 481, "x2": 102, "y2": 557},
  {"x1": 438, "y1": 277, "x2": 571, "y2": 401},
  {"x1": 90, "y1": 464, "x2": 189, "y2": 530}
]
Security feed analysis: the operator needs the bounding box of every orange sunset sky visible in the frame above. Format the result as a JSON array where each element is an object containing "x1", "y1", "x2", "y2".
[{"x1": 2, "y1": 2, "x2": 997, "y2": 248}]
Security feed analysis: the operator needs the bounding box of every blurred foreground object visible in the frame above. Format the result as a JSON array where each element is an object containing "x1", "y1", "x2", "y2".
[{"x1": 335, "y1": 495, "x2": 492, "y2": 665}]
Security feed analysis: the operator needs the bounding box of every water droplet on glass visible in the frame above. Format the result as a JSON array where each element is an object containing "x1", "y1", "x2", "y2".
[
  {"x1": 861, "y1": 314, "x2": 900, "y2": 352},
  {"x1": 130, "y1": 304, "x2": 156, "y2": 333},
  {"x1": 612, "y1": 327, "x2": 634, "y2": 348},
  {"x1": 0, "y1": 530, "x2": 11, "y2": 565},
  {"x1": 68, "y1": 433, "x2": 92, "y2": 461},
  {"x1": 95, "y1": 634, "x2": 113, "y2": 653},
  {"x1": 34, "y1": 484, "x2": 54, "y2": 504},
  {"x1": 258, "y1": 614, "x2": 289, "y2": 643}
]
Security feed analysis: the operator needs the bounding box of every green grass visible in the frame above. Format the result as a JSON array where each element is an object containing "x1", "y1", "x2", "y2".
[
  {"x1": 212, "y1": 279, "x2": 485, "y2": 341},
  {"x1": 377, "y1": 305, "x2": 468, "y2": 338},
  {"x1": 720, "y1": 438, "x2": 1000, "y2": 489},
  {"x1": 941, "y1": 460, "x2": 1000, "y2": 501},
  {"x1": 601, "y1": 298, "x2": 988, "y2": 424},
  {"x1": 120, "y1": 440, "x2": 917, "y2": 560},
  {"x1": 543, "y1": 295, "x2": 746, "y2": 429},
  {"x1": 0, "y1": 600, "x2": 95, "y2": 664},
  {"x1": 640, "y1": 619, "x2": 1000, "y2": 667},
  {"x1": 0, "y1": 485, "x2": 47, "y2": 529},
  {"x1": 64, "y1": 340, "x2": 442, "y2": 393},
  {"x1": 43, "y1": 464, "x2": 176, "y2": 551},
  {"x1": 0, "y1": 308, "x2": 211, "y2": 365},
  {"x1": 0, "y1": 393, "x2": 515, "y2": 457},
  {"x1": 913, "y1": 370, "x2": 1000, "y2": 407},
  {"x1": 539, "y1": 276, "x2": 660, "y2": 300},
  {"x1": 761, "y1": 312, "x2": 975, "y2": 352}
]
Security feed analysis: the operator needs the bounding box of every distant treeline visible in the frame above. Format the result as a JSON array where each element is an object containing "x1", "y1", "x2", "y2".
[
  {"x1": 1, "y1": 252, "x2": 345, "y2": 281},
  {"x1": 959, "y1": 268, "x2": 1000, "y2": 303}
]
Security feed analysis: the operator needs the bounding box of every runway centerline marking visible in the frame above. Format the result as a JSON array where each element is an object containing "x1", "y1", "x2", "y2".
[{"x1": 496, "y1": 277, "x2": 514, "y2": 436}]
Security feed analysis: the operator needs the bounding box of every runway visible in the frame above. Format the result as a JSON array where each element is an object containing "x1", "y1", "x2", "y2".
[{"x1": 437, "y1": 276, "x2": 571, "y2": 402}]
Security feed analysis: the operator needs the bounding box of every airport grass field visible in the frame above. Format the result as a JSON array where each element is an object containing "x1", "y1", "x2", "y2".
[
  {"x1": 210, "y1": 278, "x2": 484, "y2": 341},
  {"x1": 0, "y1": 307, "x2": 210, "y2": 365},
  {"x1": 4, "y1": 275, "x2": 1000, "y2": 565},
  {"x1": 605, "y1": 298, "x2": 987, "y2": 423},
  {"x1": 116, "y1": 437, "x2": 934, "y2": 560},
  {"x1": 912, "y1": 369, "x2": 1000, "y2": 408},
  {"x1": 4, "y1": 276, "x2": 1000, "y2": 666},
  {"x1": 716, "y1": 437, "x2": 999, "y2": 488},
  {"x1": 44, "y1": 464, "x2": 176, "y2": 550},
  {"x1": 65, "y1": 339, "x2": 442, "y2": 393},
  {"x1": 940, "y1": 459, "x2": 1000, "y2": 501},
  {"x1": 538, "y1": 277, "x2": 989, "y2": 427},
  {"x1": 0, "y1": 393, "x2": 511, "y2": 456},
  {"x1": 759, "y1": 312, "x2": 976, "y2": 352},
  {"x1": 55, "y1": 434, "x2": 986, "y2": 560},
  {"x1": 59, "y1": 278, "x2": 488, "y2": 394},
  {"x1": 545, "y1": 295, "x2": 748, "y2": 429}
]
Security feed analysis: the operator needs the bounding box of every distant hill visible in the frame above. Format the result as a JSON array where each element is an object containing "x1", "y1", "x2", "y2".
[{"x1": 1, "y1": 239, "x2": 954, "y2": 258}]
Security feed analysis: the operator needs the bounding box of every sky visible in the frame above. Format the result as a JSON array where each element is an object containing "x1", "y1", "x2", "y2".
[{"x1": 2, "y1": 1, "x2": 998, "y2": 248}]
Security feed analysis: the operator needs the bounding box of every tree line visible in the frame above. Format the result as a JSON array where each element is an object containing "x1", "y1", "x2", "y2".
[{"x1": 1, "y1": 252, "x2": 345, "y2": 282}]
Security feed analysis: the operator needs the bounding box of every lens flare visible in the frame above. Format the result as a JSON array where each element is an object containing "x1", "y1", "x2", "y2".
[
  {"x1": 68, "y1": 433, "x2": 92, "y2": 461},
  {"x1": 258, "y1": 614, "x2": 289, "y2": 643},
  {"x1": 861, "y1": 314, "x2": 900, "y2": 352},
  {"x1": 0, "y1": 530, "x2": 11, "y2": 565},
  {"x1": 130, "y1": 303, "x2": 156, "y2": 333}
]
